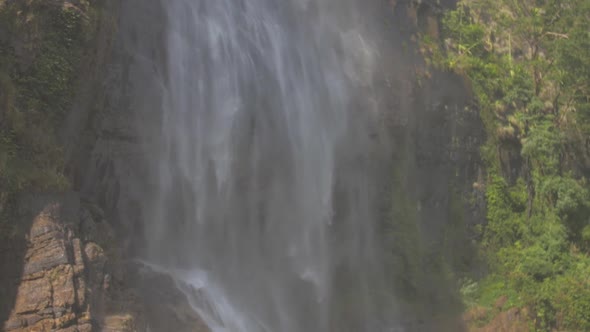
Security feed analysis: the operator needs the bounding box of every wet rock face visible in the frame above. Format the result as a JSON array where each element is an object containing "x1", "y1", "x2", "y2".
[
  {"x1": 2, "y1": 194, "x2": 211, "y2": 332},
  {"x1": 2, "y1": 195, "x2": 137, "y2": 332},
  {"x1": 134, "y1": 266, "x2": 211, "y2": 332}
]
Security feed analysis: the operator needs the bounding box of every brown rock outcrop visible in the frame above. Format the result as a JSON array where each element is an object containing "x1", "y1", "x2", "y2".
[
  {"x1": 2, "y1": 194, "x2": 212, "y2": 332},
  {"x1": 2, "y1": 195, "x2": 140, "y2": 332}
]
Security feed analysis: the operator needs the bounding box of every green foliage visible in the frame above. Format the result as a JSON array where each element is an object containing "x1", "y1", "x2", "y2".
[
  {"x1": 442, "y1": 6, "x2": 488, "y2": 60},
  {"x1": 475, "y1": 276, "x2": 522, "y2": 310},
  {"x1": 539, "y1": 175, "x2": 589, "y2": 221},
  {"x1": 16, "y1": 6, "x2": 86, "y2": 118},
  {"x1": 432, "y1": 0, "x2": 590, "y2": 330},
  {"x1": 483, "y1": 175, "x2": 527, "y2": 251},
  {"x1": 551, "y1": 263, "x2": 590, "y2": 330},
  {"x1": 0, "y1": 2, "x2": 93, "y2": 196},
  {"x1": 521, "y1": 115, "x2": 563, "y2": 174}
]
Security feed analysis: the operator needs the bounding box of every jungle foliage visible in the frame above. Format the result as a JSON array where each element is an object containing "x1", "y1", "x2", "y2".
[{"x1": 427, "y1": 0, "x2": 590, "y2": 330}]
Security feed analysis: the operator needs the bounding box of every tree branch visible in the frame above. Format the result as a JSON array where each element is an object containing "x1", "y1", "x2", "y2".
[{"x1": 544, "y1": 31, "x2": 569, "y2": 39}]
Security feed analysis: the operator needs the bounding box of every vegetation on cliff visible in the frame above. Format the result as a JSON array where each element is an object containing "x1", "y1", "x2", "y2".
[
  {"x1": 424, "y1": 0, "x2": 590, "y2": 330},
  {"x1": 0, "y1": 1, "x2": 98, "y2": 226}
]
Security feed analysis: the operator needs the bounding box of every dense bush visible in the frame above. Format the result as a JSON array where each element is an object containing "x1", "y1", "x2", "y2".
[{"x1": 431, "y1": 0, "x2": 590, "y2": 330}]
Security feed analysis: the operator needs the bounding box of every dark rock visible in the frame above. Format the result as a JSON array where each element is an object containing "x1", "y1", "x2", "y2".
[{"x1": 136, "y1": 266, "x2": 211, "y2": 332}]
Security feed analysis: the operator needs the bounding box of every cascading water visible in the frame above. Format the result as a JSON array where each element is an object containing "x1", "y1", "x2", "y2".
[{"x1": 125, "y1": 0, "x2": 397, "y2": 331}]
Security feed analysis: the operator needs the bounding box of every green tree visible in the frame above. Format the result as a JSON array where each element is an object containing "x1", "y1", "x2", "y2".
[{"x1": 431, "y1": 0, "x2": 590, "y2": 330}]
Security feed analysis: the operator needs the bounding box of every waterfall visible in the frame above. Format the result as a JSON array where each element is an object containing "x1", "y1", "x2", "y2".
[{"x1": 122, "y1": 0, "x2": 397, "y2": 330}]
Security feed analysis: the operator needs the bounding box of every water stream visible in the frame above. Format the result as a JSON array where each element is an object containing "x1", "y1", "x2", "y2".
[{"x1": 126, "y1": 0, "x2": 396, "y2": 330}]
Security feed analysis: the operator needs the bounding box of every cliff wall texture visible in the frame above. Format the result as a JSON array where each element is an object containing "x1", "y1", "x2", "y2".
[
  {"x1": 0, "y1": 1, "x2": 487, "y2": 331},
  {"x1": 0, "y1": 1, "x2": 209, "y2": 331}
]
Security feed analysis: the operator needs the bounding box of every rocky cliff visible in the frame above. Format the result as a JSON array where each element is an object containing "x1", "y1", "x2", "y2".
[
  {"x1": 0, "y1": 1, "x2": 209, "y2": 331},
  {"x1": 0, "y1": 0, "x2": 485, "y2": 331},
  {"x1": 375, "y1": 0, "x2": 485, "y2": 327},
  {"x1": 2, "y1": 194, "x2": 138, "y2": 331},
  {"x1": 1, "y1": 192, "x2": 210, "y2": 331}
]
